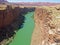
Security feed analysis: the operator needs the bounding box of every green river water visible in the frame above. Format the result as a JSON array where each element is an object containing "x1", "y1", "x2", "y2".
[{"x1": 9, "y1": 12, "x2": 35, "y2": 45}]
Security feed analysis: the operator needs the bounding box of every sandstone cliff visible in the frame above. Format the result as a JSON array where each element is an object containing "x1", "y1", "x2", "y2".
[
  {"x1": 31, "y1": 6, "x2": 60, "y2": 45},
  {"x1": 0, "y1": 5, "x2": 21, "y2": 28},
  {"x1": 0, "y1": 5, "x2": 25, "y2": 45}
]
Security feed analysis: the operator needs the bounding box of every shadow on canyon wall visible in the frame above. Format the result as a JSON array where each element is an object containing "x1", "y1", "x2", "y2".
[{"x1": 0, "y1": 5, "x2": 35, "y2": 42}]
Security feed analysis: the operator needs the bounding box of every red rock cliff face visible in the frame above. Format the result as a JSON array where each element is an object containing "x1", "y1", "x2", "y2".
[{"x1": 0, "y1": 6, "x2": 21, "y2": 28}]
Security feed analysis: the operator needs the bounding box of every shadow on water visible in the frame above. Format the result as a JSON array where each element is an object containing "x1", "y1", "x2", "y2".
[{"x1": 0, "y1": 6, "x2": 35, "y2": 43}]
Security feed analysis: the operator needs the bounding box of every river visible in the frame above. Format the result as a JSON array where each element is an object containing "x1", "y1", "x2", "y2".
[{"x1": 9, "y1": 12, "x2": 35, "y2": 45}]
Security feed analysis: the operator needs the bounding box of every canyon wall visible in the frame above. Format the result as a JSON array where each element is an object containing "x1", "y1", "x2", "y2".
[
  {"x1": 0, "y1": 5, "x2": 25, "y2": 45},
  {"x1": 0, "y1": 5, "x2": 21, "y2": 28},
  {"x1": 31, "y1": 6, "x2": 60, "y2": 45}
]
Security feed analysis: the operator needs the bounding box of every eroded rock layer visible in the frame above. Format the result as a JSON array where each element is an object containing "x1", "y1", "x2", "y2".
[{"x1": 31, "y1": 6, "x2": 60, "y2": 45}]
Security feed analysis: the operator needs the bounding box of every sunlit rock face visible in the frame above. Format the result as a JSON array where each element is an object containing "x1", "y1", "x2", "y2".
[{"x1": 31, "y1": 6, "x2": 60, "y2": 45}]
